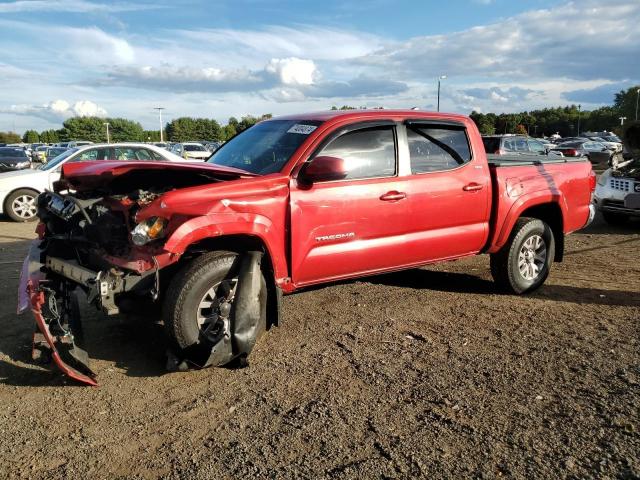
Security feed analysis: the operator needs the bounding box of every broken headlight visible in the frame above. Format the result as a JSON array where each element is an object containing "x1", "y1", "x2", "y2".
[{"x1": 131, "y1": 216, "x2": 168, "y2": 246}]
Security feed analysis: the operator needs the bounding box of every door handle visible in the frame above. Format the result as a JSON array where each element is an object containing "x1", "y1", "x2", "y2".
[
  {"x1": 380, "y1": 191, "x2": 406, "y2": 201},
  {"x1": 463, "y1": 183, "x2": 484, "y2": 192}
]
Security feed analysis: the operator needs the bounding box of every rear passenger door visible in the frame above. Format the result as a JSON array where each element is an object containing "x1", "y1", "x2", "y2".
[
  {"x1": 402, "y1": 121, "x2": 490, "y2": 263},
  {"x1": 290, "y1": 122, "x2": 410, "y2": 286}
]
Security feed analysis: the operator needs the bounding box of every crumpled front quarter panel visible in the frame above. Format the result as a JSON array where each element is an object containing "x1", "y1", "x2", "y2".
[{"x1": 158, "y1": 175, "x2": 291, "y2": 283}]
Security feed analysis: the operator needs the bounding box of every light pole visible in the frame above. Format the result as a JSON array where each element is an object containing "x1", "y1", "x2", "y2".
[
  {"x1": 577, "y1": 104, "x2": 581, "y2": 136},
  {"x1": 154, "y1": 107, "x2": 165, "y2": 142},
  {"x1": 635, "y1": 88, "x2": 639, "y2": 121},
  {"x1": 437, "y1": 75, "x2": 447, "y2": 112},
  {"x1": 619, "y1": 116, "x2": 627, "y2": 126},
  {"x1": 103, "y1": 122, "x2": 110, "y2": 143}
]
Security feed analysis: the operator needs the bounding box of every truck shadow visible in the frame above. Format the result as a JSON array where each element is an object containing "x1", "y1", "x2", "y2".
[{"x1": 367, "y1": 268, "x2": 640, "y2": 308}]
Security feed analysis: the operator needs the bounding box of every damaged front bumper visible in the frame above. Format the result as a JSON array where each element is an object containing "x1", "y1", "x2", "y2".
[
  {"x1": 18, "y1": 240, "x2": 157, "y2": 386},
  {"x1": 18, "y1": 241, "x2": 270, "y2": 386},
  {"x1": 18, "y1": 240, "x2": 98, "y2": 386}
]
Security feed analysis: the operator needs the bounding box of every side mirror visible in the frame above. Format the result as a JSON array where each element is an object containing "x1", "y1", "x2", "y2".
[{"x1": 300, "y1": 155, "x2": 348, "y2": 183}]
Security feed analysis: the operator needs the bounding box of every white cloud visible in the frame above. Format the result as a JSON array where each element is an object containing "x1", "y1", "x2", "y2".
[
  {"x1": 265, "y1": 58, "x2": 317, "y2": 86},
  {"x1": 59, "y1": 26, "x2": 136, "y2": 64},
  {"x1": 357, "y1": 1, "x2": 640, "y2": 82},
  {"x1": 1, "y1": 100, "x2": 107, "y2": 122},
  {"x1": 0, "y1": 0, "x2": 160, "y2": 13}
]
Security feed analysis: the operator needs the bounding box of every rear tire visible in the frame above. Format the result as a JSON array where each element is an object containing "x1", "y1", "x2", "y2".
[
  {"x1": 602, "y1": 211, "x2": 628, "y2": 226},
  {"x1": 4, "y1": 188, "x2": 38, "y2": 222},
  {"x1": 490, "y1": 218, "x2": 555, "y2": 294},
  {"x1": 163, "y1": 251, "x2": 267, "y2": 353}
]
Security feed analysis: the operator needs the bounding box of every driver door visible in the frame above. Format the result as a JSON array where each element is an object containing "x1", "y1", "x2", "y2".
[{"x1": 290, "y1": 123, "x2": 411, "y2": 286}]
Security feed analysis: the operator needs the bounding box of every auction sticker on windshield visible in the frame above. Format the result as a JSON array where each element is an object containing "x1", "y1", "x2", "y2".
[{"x1": 287, "y1": 124, "x2": 317, "y2": 135}]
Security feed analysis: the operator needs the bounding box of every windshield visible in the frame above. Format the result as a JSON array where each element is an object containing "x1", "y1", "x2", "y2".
[
  {"x1": 39, "y1": 148, "x2": 78, "y2": 170},
  {"x1": 208, "y1": 120, "x2": 322, "y2": 174},
  {"x1": 0, "y1": 148, "x2": 28, "y2": 158}
]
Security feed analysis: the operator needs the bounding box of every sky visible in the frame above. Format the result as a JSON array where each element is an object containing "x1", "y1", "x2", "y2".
[{"x1": 0, "y1": 0, "x2": 638, "y2": 133}]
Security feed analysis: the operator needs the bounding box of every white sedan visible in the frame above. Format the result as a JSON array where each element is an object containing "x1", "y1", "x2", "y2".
[{"x1": 0, "y1": 143, "x2": 188, "y2": 222}]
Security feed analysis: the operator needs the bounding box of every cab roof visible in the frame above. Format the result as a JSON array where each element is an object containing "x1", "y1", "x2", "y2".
[{"x1": 273, "y1": 109, "x2": 470, "y2": 124}]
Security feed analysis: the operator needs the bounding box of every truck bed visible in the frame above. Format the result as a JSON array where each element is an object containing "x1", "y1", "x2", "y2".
[{"x1": 487, "y1": 154, "x2": 589, "y2": 167}]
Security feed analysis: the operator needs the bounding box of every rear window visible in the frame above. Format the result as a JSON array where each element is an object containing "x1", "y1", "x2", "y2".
[
  {"x1": 408, "y1": 125, "x2": 471, "y2": 173},
  {"x1": 184, "y1": 145, "x2": 207, "y2": 152},
  {"x1": 0, "y1": 148, "x2": 28, "y2": 158}
]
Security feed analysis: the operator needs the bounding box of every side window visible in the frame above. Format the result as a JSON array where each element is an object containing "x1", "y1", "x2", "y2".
[
  {"x1": 147, "y1": 149, "x2": 164, "y2": 160},
  {"x1": 78, "y1": 148, "x2": 98, "y2": 161},
  {"x1": 528, "y1": 139, "x2": 546, "y2": 153},
  {"x1": 513, "y1": 138, "x2": 528, "y2": 152},
  {"x1": 407, "y1": 126, "x2": 471, "y2": 174},
  {"x1": 114, "y1": 148, "x2": 136, "y2": 161},
  {"x1": 134, "y1": 148, "x2": 154, "y2": 160},
  {"x1": 315, "y1": 126, "x2": 396, "y2": 180}
]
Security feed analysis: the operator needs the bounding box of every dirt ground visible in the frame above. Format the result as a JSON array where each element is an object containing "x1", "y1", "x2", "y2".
[{"x1": 0, "y1": 214, "x2": 638, "y2": 479}]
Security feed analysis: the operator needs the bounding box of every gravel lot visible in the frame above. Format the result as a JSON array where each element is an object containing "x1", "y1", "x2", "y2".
[{"x1": 0, "y1": 214, "x2": 638, "y2": 479}]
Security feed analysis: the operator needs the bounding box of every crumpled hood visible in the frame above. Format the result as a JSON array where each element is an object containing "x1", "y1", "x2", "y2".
[
  {"x1": 61, "y1": 160, "x2": 256, "y2": 191},
  {"x1": 612, "y1": 159, "x2": 640, "y2": 180}
]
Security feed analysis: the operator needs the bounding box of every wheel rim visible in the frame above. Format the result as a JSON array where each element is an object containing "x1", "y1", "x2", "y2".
[
  {"x1": 518, "y1": 234, "x2": 547, "y2": 281},
  {"x1": 197, "y1": 278, "x2": 238, "y2": 341},
  {"x1": 12, "y1": 194, "x2": 37, "y2": 219}
]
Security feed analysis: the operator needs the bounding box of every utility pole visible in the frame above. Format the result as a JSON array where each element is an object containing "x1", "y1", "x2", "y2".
[
  {"x1": 437, "y1": 75, "x2": 446, "y2": 112},
  {"x1": 635, "y1": 88, "x2": 639, "y2": 121},
  {"x1": 577, "y1": 104, "x2": 581, "y2": 136},
  {"x1": 619, "y1": 116, "x2": 627, "y2": 126},
  {"x1": 103, "y1": 122, "x2": 110, "y2": 143},
  {"x1": 154, "y1": 107, "x2": 165, "y2": 142}
]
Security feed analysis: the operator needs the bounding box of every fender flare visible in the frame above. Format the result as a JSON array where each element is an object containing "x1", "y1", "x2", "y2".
[
  {"x1": 163, "y1": 212, "x2": 288, "y2": 283},
  {"x1": 490, "y1": 191, "x2": 568, "y2": 253}
]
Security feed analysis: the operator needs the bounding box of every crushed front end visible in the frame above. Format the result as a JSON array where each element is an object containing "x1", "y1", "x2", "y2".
[
  {"x1": 19, "y1": 186, "x2": 177, "y2": 385},
  {"x1": 18, "y1": 160, "x2": 264, "y2": 385}
]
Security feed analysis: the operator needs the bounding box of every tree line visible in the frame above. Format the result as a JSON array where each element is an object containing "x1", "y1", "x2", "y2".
[
  {"x1": 2, "y1": 85, "x2": 638, "y2": 144},
  {"x1": 469, "y1": 85, "x2": 640, "y2": 137},
  {"x1": 1, "y1": 114, "x2": 273, "y2": 145}
]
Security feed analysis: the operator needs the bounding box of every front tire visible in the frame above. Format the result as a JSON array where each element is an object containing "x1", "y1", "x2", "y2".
[
  {"x1": 163, "y1": 251, "x2": 267, "y2": 355},
  {"x1": 490, "y1": 218, "x2": 555, "y2": 294},
  {"x1": 4, "y1": 189, "x2": 38, "y2": 222}
]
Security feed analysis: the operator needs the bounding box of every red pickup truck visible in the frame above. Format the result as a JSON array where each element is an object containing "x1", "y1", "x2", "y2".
[{"x1": 19, "y1": 110, "x2": 596, "y2": 385}]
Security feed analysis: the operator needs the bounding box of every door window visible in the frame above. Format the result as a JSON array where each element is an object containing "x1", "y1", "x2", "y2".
[
  {"x1": 314, "y1": 126, "x2": 396, "y2": 180},
  {"x1": 74, "y1": 148, "x2": 111, "y2": 161},
  {"x1": 527, "y1": 139, "x2": 546, "y2": 153},
  {"x1": 407, "y1": 126, "x2": 471, "y2": 173}
]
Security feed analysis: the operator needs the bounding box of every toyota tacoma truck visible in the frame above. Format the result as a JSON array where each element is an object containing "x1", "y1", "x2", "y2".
[{"x1": 18, "y1": 110, "x2": 596, "y2": 385}]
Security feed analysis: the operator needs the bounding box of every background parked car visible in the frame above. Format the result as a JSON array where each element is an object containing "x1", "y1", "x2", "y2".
[
  {"x1": 0, "y1": 147, "x2": 32, "y2": 173},
  {"x1": 31, "y1": 145, "x2": 49, "y2": 163},
  {"x1": 550, "y1": 139, "x2": 612, "y2": 168},
  {"x1": 0, "y1": 143, "x2": 187, "y2": 222},
  {"x1": 171, "y1": 142, "x2": 211, "y2": 160},
  {"x1": 481, "y1": 135, "x2": 563, "y2": 157}
]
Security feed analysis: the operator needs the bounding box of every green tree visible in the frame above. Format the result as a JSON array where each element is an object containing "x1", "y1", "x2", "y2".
[
  {"x1": 614, "y1": 85, "x2": 640, "y2": 122},
  {"x1": 0, "y1": 131, "x2": 21, "y2": 143},
  {"x1": 470, "y1": 111, "x2": 496, "y2": 135},
  {"x1": 107, "y1": 118, "x2": 145, "y2": 142},
  {"x1": 39, "y1": 129, "x2": 59, "y2": 144},
  {"x1": 23, "y1": 130, "x2": 40, "y2": 143},
  {"x1": 56, "y1": 116, "x2": 144, "y2": 142}
]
